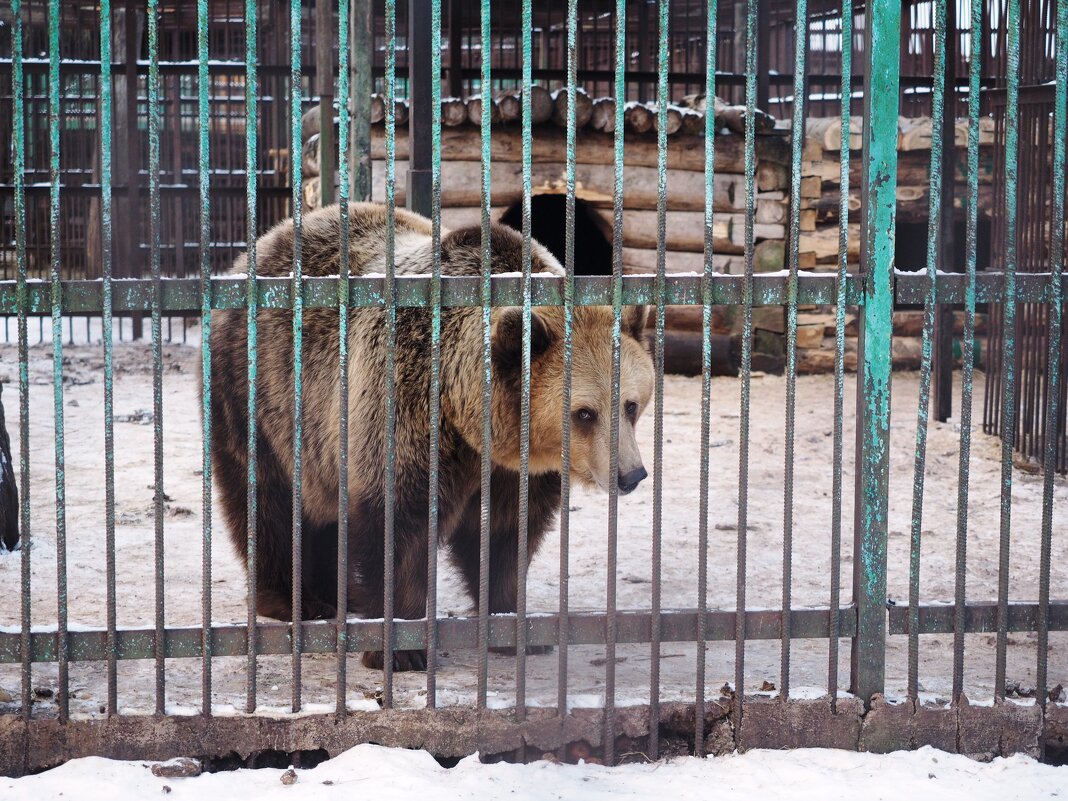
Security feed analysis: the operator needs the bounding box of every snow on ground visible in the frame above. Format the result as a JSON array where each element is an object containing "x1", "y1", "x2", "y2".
[
  {"x1": 0, "y1": 332, "x2": 1065, "y2": 715},
  {"x1": 2, "y1": 745, "x2": 1066, "y2": 801}
]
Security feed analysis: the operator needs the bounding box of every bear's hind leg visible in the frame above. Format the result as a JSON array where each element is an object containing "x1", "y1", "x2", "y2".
[{"x1": 347, "y1": 496, "x2": 429, "y2": 672}]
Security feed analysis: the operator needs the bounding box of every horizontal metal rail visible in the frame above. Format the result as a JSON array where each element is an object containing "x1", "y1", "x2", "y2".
[
  {"x1": 0, "y1": 608, "x2": 858, "y2": 663},
  {"x1": 3, "y1": 601, "x2": 1065, "y2": 665},
  {"x1": 0, "y1": 272, "x2": 1063, "y2": 315}
]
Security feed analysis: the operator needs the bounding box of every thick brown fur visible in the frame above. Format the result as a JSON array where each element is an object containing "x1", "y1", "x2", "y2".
[{"x1": 209, "y1": 202, "x2": 653, "y2": 671}]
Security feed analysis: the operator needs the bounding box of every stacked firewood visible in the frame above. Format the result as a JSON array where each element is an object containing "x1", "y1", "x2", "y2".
[{"x1": 796, "y1": 115, "x2": 997, "y2": 269}]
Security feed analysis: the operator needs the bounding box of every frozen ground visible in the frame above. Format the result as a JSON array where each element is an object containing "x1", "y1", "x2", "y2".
[
  {"x1": 3, "y1": 745, "x2": 1066, "y2": 801},
  {"x1": 0, "y1": 330, "x2": 1065, "y2": 716}
]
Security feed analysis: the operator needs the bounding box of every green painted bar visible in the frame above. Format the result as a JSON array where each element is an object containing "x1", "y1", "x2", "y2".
[
  {"x1": 953, "y1": 0, "x2": 983, "y2": 708},
  {"x1": 829, "y1": 0, "x2": 853, "y2": 714},
  {"x1": 381, "y1": 0, "x2": 398, "y2": 708},
  {"x1": 336, "y1": 0, "x2": 353, "y2": 717},
  {"x1": 604, "y1": 0, "x2": 628, "y2": 766},
  {"x1": 147, "y1": 0, "x2": 166, "y2": 719},
  {"x1": 196, "y1": 0, "x2": 214, "y2": 717},
  {"x1": 11, "y1": 0, "x2": 33, "y2": 723},
  {"x1": 47, "y1": 0, "x2": 68, "y2": 725},
  {"x1": 851, "y1": 0, "x2": 900, "y2": 707},
  {"x1": 425, "y1": 0, "x2": 444, "y2": 709},
  {"x1": 781, "y1": 0, "x2": 808, "y2": 701},
  {"x1": 476, "y1": 0, "x2": 493, "y2": 712},
  {"x1": 649, "y1": 0, "x2": 670, "y2": 755},
  {"x1": 244, "y1": 0, "x2": 261, "y2": 715},
  {"x1": 995, "y1": 0, "x2": 1022, "y2": 704},
  {"x1": 99, "y1": 0, "x2": 119, "y2": 715},
  {"x1": 1037, "y1": 0, "x2": 1067, "y2": 711},
  {"x1": 695, "y1": 0, "x2": 718, "y2": 755},
  {"x1": 289, "y1": 0, "x2": 306, "y2": 714},
  {"x1": 906, "y1": 0, "x2": 947, "y2": 702}
]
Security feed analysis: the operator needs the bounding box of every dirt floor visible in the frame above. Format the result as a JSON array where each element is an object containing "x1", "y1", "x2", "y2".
[{"x1": 0, "y1": 326, "x2": 1065, "y2": 716}]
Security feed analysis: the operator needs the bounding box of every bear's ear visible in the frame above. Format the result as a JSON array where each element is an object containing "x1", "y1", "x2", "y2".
[
  {"x1": 623, "y1": 305, "x2": 650, "y2": 343},
  {"x1": 492, "y1": 308, "x2": 554, "y2": 376}
]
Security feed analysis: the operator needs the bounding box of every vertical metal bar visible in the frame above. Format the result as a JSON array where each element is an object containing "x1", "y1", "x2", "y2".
[
  {"x1": 994, "y1": 0, "x2": 1021, "y2": 705},
  {"x1": 245, "y1": 0, "x2": 260, "y2": 715},
  {"x1": 336, "y1": 0, "x2": 353, "y2": 716},
  {"x1": 953, "y1": 0, "x2": 983, "y2": 705},
  {"x1": 12, "y1": 0, "x2": 33, "y2": 724},
  {"x1": 736, "y1": 0, "x2": 758, "y2": 729},
  {"x1": 318, "y1": 0, "x2": 337, "y2": 207},
  {"x1": 695, "y1": 0, "x2": 718, "y2": 757},
  {"x1": 516, "y1": 0, "x2": 533, "y2": 717},
  {"x1": 382, "y1": 0, "x2": 398, "y2": 708},
  {"x1": 147, "y1": 0, "x2": 165, "y2": 717},
  {"x1": 197, "y1": 0, "x2": 213, "y2": 718},
  {"x1": 290, "y1": 0, "x2": 306, "y2": 714},
  {"x1": 782, "y1": 0, "x2": 808, "y2": 703},
  {"x1": 605, "y1": 0, "x2": 627, "y2": 765},
  {"x1": 933, "y1": 6, "x2": 957, "y2": 424},
  {"x1": 407, "y1": 0, "x2": 432, "y2": 216},
  {"x1": 1038, "y1": 0, "x2": 1066, "y2": 712},
  {"x1": 908, "y1": 0, "x2": 946, "y2": 703},
  {"x1": 351, "y1": 0, "x2": 372, "y2": 202},
  {"x1": 558, "y1": 0, "x2": 577, "y2": 728},
  {"x1": 99, "y1": 0, "x2": 119, "y2": 716},
  {"x1": 476, "y1": 0, "x2": 492, "y2": 712},
  {"x1": 828, "y1": 0, "x2": 852, "y2": 714},
  {"x1": 851, "y1": 0, "x2": 899, "y2": 708},
  {"x1": 47, "y1": 0, "x2": 69, "y2": 725},
  {"x1": 649, "y1": 0, "x2": 669, "y2": 759},
  {"x1": 426, "y1": 0, "x2": 443, "y2": 710}
]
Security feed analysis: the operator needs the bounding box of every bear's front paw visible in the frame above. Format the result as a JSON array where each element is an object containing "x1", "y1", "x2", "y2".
[{"x1": 361, "y1": 649, "x2": 429, "y2": 672}]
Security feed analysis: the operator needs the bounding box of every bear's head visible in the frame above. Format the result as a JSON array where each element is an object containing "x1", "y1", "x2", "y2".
[
  {"x1": 491, "y1": 302, "x2": 653, "y2": 494},
  {"x1": 441, "y1": 223, "x2": 654, "y2": 495}
]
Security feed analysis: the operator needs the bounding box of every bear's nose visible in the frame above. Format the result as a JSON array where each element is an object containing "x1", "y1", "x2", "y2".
[{"x1": 617, "y1": 466, "x2": 648, "y2": 495}]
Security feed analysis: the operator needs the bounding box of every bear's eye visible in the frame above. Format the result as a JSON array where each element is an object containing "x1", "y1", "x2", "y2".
[
  {"x1": 625, "y1": 401, "x2": 638, "y2": 422},
  {"x1": 574, "y1": 407, "x2": 597, "y2": 425}
]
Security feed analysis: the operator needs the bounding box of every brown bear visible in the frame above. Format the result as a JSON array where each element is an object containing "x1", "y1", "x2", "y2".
[{"x1": 209, "y1": 202, "x2": 654, "y2": 671}]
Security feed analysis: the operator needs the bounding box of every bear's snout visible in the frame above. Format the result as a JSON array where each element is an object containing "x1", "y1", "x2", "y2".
[{"x1": 617, "y1": 466, "x2": 648, "y2": 495}]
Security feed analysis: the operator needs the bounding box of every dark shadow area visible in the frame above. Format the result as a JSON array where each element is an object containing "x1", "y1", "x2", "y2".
[{"x1": 499, "y1": 194, "x2": 614, "y2": 275}]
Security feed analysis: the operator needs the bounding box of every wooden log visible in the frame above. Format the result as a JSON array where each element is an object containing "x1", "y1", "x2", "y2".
[
  {"x1": 806, "y1": 116, "x2": 862, "y2": 151},
  {"x1": 659, "y1": 330, "x2": 739, "y2": 376},
  {"x1": 753, "y1": 239, "x2": 786, "y2": 272},
  {"x1": 301, "y1": 104, "x2": 321, "y2": 140},
  {"x1": 551, "y1": 87, "x2": 594, "y2": 129},
  {"x1": 497, "y1": 89, "x2": 521, "y2": 122},
  {"x1": 529, "y1": 84, "x2": 554, "y2": 124},
  {"x1": 393, "y1": 98, "x2": 410, "y2": 126},
  {"x1": 370, "y1": 125, "x2": 791, "y2": 173},
  {"x1": 590, "y1": 97, "x2": 616, "y2": 133},
  {"x1": 302, "y1": 133, "x2": 320, "y2": 178},
  {"x1": 641, "y1": 304, "x2": 737, "y2": 335},
  {"x1": 466, "y1": 95, "x2": 501, "y2": 126},
  {"x1": 652, "y1": 104, "x2": 685, "y2": 136},
  {"x1": 0, "y1": 380, "x2": 17, "y2": 552},
  {"x1": 622, "y1": 247, "x2": 744, "y2": 275},
  {"x1": 679, "y1": 108, "x2": 705, "y2": 136},
  {"x1": 369, "y1": 92, "x2": 386, "y2": 125},
  {"x1": 303, "y1": 176, "x2": 321, "y2": 210},
  {"x1": 369, "y1": 158, "x2": 755, "y2": 212},
  {"x1": 624, "y1": 102, "x2": 655, "y2": 134},
  {"x1": 898, "y1": 116, "x2": 934, "y2": 151},
  {"x1": 757, "y1": 162, "x2": 790, "y2": 191},
  {"x1": 800, "y1": 208, "x2": 817, "y2": 231},
  {"x1": 713, "y1": 96, "x2": 775, "y2": 135},
  {"x1": 799, "y1": 224, "x2": 861, "y2": 262},
  {"x1": 755, "y1": 198, "x2": 788, "y2": 225},
  {"x1": 800, "y1": 175, "x2": 822, "y2": 198},
  {"x1": 441, "y1": 96, "x2": 467, "y2": 127}
]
